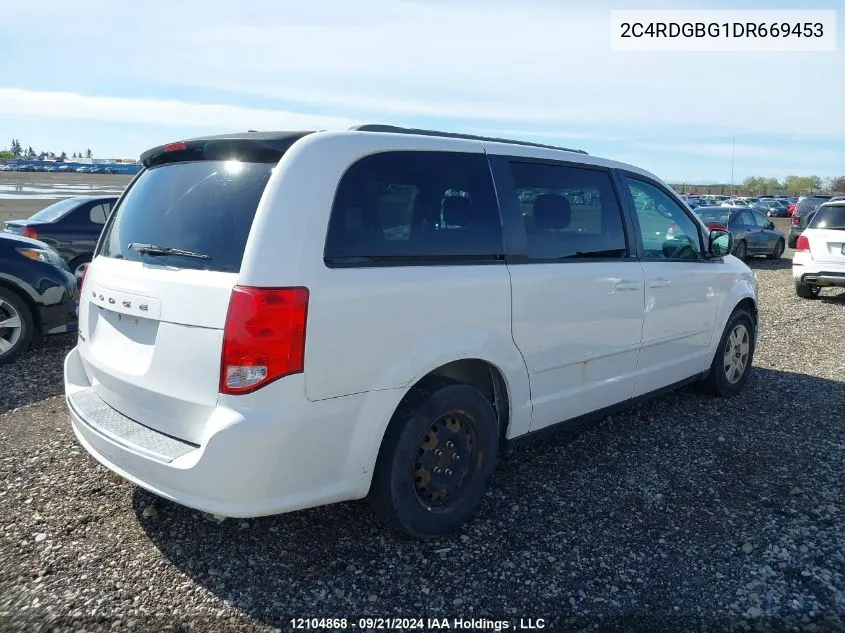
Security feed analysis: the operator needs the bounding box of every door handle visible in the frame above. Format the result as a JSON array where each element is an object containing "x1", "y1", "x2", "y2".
[
  {"x1": 614, "y1": 279, "x2": 643, "y2": 291},
  {"x1": 648, "y1": 278, "x2": 672, "y2": 288}
]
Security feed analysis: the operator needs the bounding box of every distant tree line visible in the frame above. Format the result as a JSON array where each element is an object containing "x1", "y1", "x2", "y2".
[
  {"x1": 672, "y1": 174, "x2": 845, "y2": 196},
  {"x1": 0, "y1": 138, "x2": 92, "y2": 162}
]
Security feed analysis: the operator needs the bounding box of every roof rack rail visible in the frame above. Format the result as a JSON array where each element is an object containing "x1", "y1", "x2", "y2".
[{"x1": 349, "y1": 124, "x2": 588, "y2": 155}]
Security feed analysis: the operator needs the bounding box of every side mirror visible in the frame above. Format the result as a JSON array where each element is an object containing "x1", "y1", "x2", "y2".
[
  {"x1": 768, "y1": 221, "x2": 775, "y2": 230},
  {"x1": 708, "y1": 229, "x2": 733, "y2": 258}
]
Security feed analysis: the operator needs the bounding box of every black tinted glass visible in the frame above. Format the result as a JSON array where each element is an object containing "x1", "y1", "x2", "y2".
[
  {"x1": 508, "y1": 162, "x2": 627, "y2": 259},
  {"x1": 99, "y1": 161, "x2": 273, "y2": 273},
  {"x1": 325, "y1": 151, "x2": 503, "y2": 263},
  {"x1": 809, "y1": 206, "x2": 845, "y2": 229}
]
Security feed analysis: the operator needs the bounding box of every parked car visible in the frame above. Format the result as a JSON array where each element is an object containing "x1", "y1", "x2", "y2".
[
  {"x1": 64, "y1": 126, "x2": 758, "y2": 538},
  {"x1": 754, "y1": 199, "x2": 790, "y2": 217},
  {"x1": 2, "y1": 195, "x2": 118, "y2": 275},
  {"x1": 0, "y1": 233, "x2": 78, "y2": 363},
  {"x1": 722, "y1": 199, "x2": 750, "y2": 207},
  {"x1": 788, "y1": 195, "x2": 833, "y2": 248},
  {"x1": 694, "y1": 206, "x2": 785, "y2": 260},
  {"x1": 792, "y1": 200, "x2": 845, "y2": 298}
]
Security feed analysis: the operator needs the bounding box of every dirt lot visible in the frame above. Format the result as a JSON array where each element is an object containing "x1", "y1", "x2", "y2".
[
  {"x1": 1, "y1": 179, "x2": 843, "y2": 631},
  {"x1": 0, "y1": 172, "x2": 132, "y2": 223}
]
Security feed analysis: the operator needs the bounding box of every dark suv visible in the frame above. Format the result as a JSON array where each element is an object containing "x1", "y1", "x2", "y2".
[{"x1": 788, "y1": 195, "x2": 832, "y2": 248}]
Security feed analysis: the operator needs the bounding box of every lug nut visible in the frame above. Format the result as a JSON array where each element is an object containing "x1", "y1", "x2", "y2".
[
  {"x1": 435, "y1": 450, "x2": 442, "y2": 456},
  {"x1": 445, "y1": 469, "x2": 452, "y2": 475},
  {"x1": 446, "y1": 441, "x2": 454, "y2": 448},
  {"x1": 434, "y1": 467, "x2": 441, "y2": 474},
  {"x1": 454, "y1": 454, "x2": 460, "y2": 461}
]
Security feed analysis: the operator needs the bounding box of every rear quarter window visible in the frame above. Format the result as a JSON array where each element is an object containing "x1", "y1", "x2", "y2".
[
  {"x1": 324, "y1": 151, "x2": 503, "y2": 264},
  {"x1": 98, "y1": 160, "x2": 273, "y2": 273}
]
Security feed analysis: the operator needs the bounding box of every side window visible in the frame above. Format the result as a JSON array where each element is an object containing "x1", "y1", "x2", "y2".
[
  {"x1": 624, "y1": 177, "x2": 703, "y2": 260},
  {"x1": 737, "y1": 210, "x2": 754, "y2": 227},
  {"x1": 752, "y1": 212, "x2": 771, "y2": 228},
  {"x1": 508, "y1": 161, "x2": 627, "y2": 260},
  {"x1": 325, "y1": 151, "x2": 503, "y2": 263},
  {"x1": 89, "y1": 204, "x2": 108, "y2": 224}
]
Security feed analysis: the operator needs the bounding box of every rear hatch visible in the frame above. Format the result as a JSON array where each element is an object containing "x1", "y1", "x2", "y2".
[
  {"x1": 807, "y1": 205, "x2": 845, "y2": 264},
  {"x1": 76, "y1": 134, "x2": 309, "y2": 444}
]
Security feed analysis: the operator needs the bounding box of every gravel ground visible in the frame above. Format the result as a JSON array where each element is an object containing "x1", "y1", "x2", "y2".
[{"x1": 1, "y1": 249, "x2": 844, "y2": 633}]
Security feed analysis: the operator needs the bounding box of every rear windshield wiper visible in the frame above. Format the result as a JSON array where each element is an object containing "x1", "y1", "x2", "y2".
[{"x1": 127, "y1": 243, "x2": 211, "y2": 260}]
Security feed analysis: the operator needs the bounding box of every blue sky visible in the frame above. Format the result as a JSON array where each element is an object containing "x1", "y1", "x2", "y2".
[{"x1": 0, "y1": 0, "x2": 842, "y2": 183}]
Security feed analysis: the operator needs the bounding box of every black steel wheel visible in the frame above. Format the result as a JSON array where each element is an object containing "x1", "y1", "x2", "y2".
[{"x1": 368, "y1": 378, "x2": 499, "y2": 539}]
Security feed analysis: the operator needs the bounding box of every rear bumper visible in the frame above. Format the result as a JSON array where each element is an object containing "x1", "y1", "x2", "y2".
[
  {"x1": 792, "y1": 256, "x2": 845, "y2": 286},
  {"x1": 64, "y1": 346, "x2": 381, "y2": 518}
]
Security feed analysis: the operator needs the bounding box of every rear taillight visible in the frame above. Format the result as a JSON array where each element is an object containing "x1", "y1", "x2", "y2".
[
  {"x1": 795, "y1": 236, "x2": 810, "y2": 252},
  {"x1": 21, "y1": 226, "x2": 39, "y2": 239},
  {"x1": 707, "y1": 224, "x2": 729, "y2": 231},
  {"x1": 220, "y1": 286, "x2": 309, "y2": 395}
]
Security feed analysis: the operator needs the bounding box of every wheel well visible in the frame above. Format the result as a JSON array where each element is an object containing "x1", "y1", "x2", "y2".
[
  {"x1": 397, "y1": 359, "x2": 510, "y2": 440},
  {"x1": 0, "y1": 279, "x2": 41, "y2": 336},
  {"x1": 68, "y1": 253, "x2": 92, "y2": 268},
  {"x1": 735, "y1": 297, "x2": 757, "y2": 326}
]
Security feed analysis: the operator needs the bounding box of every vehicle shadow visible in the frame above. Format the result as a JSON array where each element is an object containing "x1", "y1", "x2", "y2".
[
  {"x1": 0, "y1": 333, "x2": 75, "y2": 414},
  {"x1": 819, "y1": 288, "x2": 845, "y2": 304},
  {"x1": 133, "y1": 366, "x2": 845, "y2": 629},
  {"x1": 743, "y1": 255, "x2": 792, "y2": 271}
]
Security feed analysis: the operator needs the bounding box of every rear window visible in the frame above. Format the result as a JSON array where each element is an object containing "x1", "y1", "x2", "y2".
[
  {"x1": 98, "y1": 160, "x2": 273, "y2": 273},
  {"x1": 808, "y1": 205, "x2": 845, "y2": 229},
  {"x1": 797, "y1": 197, "x2": 831, "y2": 214},
  {"x1": 695, "y1": 208, "x2": 730, "y2": 224},
  {"x1": 28, "y1": 197, "x2": 80, "y2": 222}
]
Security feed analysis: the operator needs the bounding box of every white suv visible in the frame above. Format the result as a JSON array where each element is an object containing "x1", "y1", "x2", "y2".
[
  {"x1": 64, "y1": 125, "x2": 758, "y2": 538},
  {"x1": 792, "y1": 200, "x2": 845, "y2": 299}
]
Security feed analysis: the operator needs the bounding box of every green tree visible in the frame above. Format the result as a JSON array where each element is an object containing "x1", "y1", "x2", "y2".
[
  {"x1": 59, "y1": 151, "x2": 67, "y2": 161},
  {"x1": 763, "y1": 177, "x2": 781, "y2": 195},
  {"x1": 85, "y1": 149, "x2": 93, "y2": 158},
  {"x1": 0, "y1": 150, "x2": 13, "y2": 160},
  {"x1": 831, "y1": 175, "x2": 845, "y2": 193},
  {"x1": 10, "y1": 139, "x2": 22, "y2": 157},
  {"x1": 72, "y1": 152, "x2": 77, "y2": 158},
  {"x1": 783, "y1": 175, "x2": 817, "y2": 195},
  {"x1": 25, "y1": 146, "x2": 36, "y2": 157}
]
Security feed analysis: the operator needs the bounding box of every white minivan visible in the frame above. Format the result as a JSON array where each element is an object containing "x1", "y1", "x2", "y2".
[{"x1": 64, "y1": 125, "x2": 758, "y2": 538}]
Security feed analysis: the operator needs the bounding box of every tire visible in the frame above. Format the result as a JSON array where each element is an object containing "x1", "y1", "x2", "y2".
[
  {"x1": 795, "y1": 279, "x2": 821, "y2": 299},
  {"x1": 733, "y1": 240, "x2": 747, "y2": 261},
  {"x1": 697, "y1": 308, "x2": 755, "y2": 398},
  {"x1": 68, "y1": 254, "x2": 92, "y2": 277},
  {"x1": 767, "y1": 239, "x2": 785, "y2": 260},
  {"x1": 368, "y1": 378, "x2": 499, "y2": 539},
  {"x1": 0, "y1": 287, "x2": 35, "y2": 364}
]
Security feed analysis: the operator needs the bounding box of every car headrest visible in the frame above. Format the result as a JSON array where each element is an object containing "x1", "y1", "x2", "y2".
[
  {"x1": 442, "y1": 195, "x2": 474, "y2": 226},
  {"x1": 533, "y1": 193, "x2": 571, "y2": 230}
]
